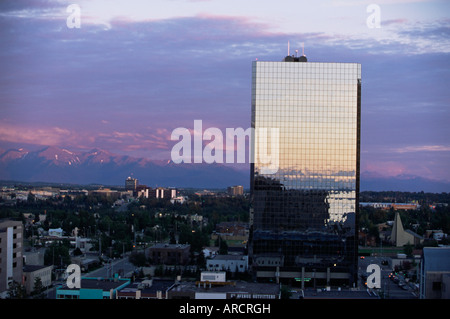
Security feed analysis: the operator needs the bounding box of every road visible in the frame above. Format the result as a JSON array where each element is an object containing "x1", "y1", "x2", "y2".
[
  {"x1": 358, "y1": 256, "x2": 418, "y2": 299},
  {"x1": 86, "y1": 255, "x2": 137, "y2": 278},
  {"x1": 43, "y1": 254, "x2": 137, "y2": 299}
]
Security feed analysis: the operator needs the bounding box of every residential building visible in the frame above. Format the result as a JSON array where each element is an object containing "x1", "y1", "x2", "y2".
[
  {"x1": 227, "y1": 185, "x2": 244, "y2": 196},
  {"x1": 249, "y1": 54, "x2": 361, "y2": 287},
  {"x1": 136, "y1": 184, "x2": 149, "y2": 198},
  {"x1": 137, "y1": 186, "x2": 177, "y2": 200},
  {"x1": 0, "y1": 219, "x2": 24, "y2": 295},
  {"x1": 155, "y1": 187, "x2": 177, "y2": 199}
]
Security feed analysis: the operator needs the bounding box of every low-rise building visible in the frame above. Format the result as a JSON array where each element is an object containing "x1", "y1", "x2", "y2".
[
  {"x1": 167, "y1": 272, "x2": 279, "y2": 299},
  {"x1": 148, "y1": 243, "x2": 191, "y2": 265},
  {"x1": 419, "y1": 247, "x2": 450, "y2": 299},
  {"x1": 227, "y1": 185, "x2": 244, "y2": 196},
  {"x1": 206, "y1": 255, "x2": 248, "y2": 273},
  {"x1": 56, "y1": 276, "x2": 131, "y2": 299},
  {"x1": 23, "y1": 264, "x2": 53, "y2": 295},
  {"x1": 23, "y1": 248, "x2": 46, "y2": 266},
  {"x1": 116, "y1": 278, "x2": 175, "y2": 299},
  {"x1": 48, "y1": 228, "x2": 64, "y2": 237}
]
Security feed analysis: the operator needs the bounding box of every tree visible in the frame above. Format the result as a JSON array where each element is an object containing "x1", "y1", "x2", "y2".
[
  {"x1": 7, "y1": 280, "x2": 27, "y2": 299},
  {"x1": 129, "y1": 252, "x2": 147, "y2": 267},
  {"x1": 33, "y1": 277, "x2": 45, "y2": 299},
  {"x1": 280, "y1": 285, "x2": 292, "y2": 299},
  {"x1": 27, "y1": 192, "x2": 36, "y2": 204},
  {"x1": 73, "y1": 247, "x2": 83, "y2": 256},
  {"x1": 216, "y1": 236, "x2": 228, "y2": 255},
  {"x1": 44, "y1": 242, "x2": 71, "y2": 267},
  {"x1": 404, "y1": 243, "x2": 413, "y2": 257}
]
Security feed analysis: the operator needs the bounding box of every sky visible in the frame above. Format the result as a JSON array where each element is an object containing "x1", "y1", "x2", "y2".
[{"x1": 0, "y1": 0, "x2": 449, "y2": 185}]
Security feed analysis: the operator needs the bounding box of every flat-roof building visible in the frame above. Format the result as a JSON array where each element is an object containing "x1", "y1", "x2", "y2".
[
  {"x1": 56, "y1": 276, "x2": 131, "y2": 299},
  {"x1": 206, "y1": 255, "x2": 249, "y2": 273},
  {"x1": 23, "y1": 264, "x2": 53, "y2": 295},
  {"x1": 419, "y1": 247, "x2": 450, "y2": 299},
  {"x1": 148, "y1": 243, "x2": 191, "y2": 265},
  {"x1": 116, "y1": 278, "x2": 175, "y2": 299},
  {"x1": 168, "y1": 279, "x2": 280, "y2": 299}
]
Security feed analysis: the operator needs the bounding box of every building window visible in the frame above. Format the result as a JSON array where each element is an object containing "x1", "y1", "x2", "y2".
[{"x1": 432, "y1": 282, "x2": 442, "y2": 291}]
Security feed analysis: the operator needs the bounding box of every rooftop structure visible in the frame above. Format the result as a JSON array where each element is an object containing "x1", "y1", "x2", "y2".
[{"x1": 56, "y1": 276, "x2": 131, "y2": 299}]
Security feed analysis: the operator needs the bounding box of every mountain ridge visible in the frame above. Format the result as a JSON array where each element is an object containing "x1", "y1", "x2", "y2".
[
  {"x1": 0, "y1": 145, "x2": 448, "y2": 192},
  {"x1": 0, "y1": 145, "x2": 249, "y2": 188}
]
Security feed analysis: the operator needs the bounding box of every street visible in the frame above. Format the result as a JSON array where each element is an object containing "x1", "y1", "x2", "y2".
[
  {"x1": 43, "y1": 254, "x2": 137, "y2": 299},
  {"x1": 86, "y1": 255, "x2": 137, "y2": 278},
  {"x1": 358, "y1": 256, "x2": 418, "y2": 299}
]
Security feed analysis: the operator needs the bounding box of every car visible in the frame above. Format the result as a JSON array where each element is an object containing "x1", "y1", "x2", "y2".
[{"x1": 360, "y1": 256, "x2": 365, "y2": 259}]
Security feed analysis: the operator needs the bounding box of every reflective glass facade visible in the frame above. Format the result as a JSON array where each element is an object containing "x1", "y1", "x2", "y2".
[{"x1": 249, "y1": 58, "x2": 361, "y2": 286}]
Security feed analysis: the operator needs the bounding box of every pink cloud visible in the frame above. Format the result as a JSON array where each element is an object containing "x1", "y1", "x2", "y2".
[
  {"x1": 0, "y1": 121, "x2": 173, "y2": 157},
  {"x1": 393, "y1": 145, "x2": 450, "y2": 153},
  {"x1": 0, "y1": 122, "x2": 72, "y2": 146},
  {"x1": 362, "y1": 161, "x2": 408, "y2": 178}
]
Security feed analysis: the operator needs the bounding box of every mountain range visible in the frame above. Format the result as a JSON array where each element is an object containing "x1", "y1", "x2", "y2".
[
  {"x1": 0, "y1": 145, "x2": 448, "y2": 192},
  {"x1": 0, "y1": 146, "x2": 249, "y2": 188}
]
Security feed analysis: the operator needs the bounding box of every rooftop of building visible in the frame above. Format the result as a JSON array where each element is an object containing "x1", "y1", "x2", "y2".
[
  {"x1": 23, "y1": 264, "x2": 53, "y2": 272},
  {"x1": 423, "y1": 247, "x2": 450, "y2": 272},
  {"x1": 209, "y1": 254, "x2": 247, "y2": 261},
  {"x1": 301, "y1": 288, "x2": 379, "y2": 299},
  {"x1": 0, "y1": 218, "x2": 22, "y2": 230},
  {"x1": 118, "y1": 278, "x2": 175, "y2": 295},
  {"x1": 58, "y1": 277, "x2": 130, "y2": 291},
  {"x1": 169, "y1": 280, "x2": 280, "y2": 296},
  {"x1": 149, "y1": 243, "x2": 190, "y2": 249}
]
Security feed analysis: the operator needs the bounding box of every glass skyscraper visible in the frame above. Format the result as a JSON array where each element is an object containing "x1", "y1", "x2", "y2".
[{"x1": 249, "y1": 54, "x2": 361, "y2": 287}]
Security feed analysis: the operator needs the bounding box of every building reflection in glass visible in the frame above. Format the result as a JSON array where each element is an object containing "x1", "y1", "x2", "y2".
[{"x1": 249, "y1": 56, "x2": 361, "y2": 287}]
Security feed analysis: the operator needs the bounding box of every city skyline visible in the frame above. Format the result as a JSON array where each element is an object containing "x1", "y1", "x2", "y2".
[{"x1": 1, "y1": 0, "x2": 449, "y2": 191}]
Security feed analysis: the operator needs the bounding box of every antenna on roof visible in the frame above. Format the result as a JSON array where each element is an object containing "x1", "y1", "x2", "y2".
[{"x1": 287, "y1": 41, "x2": 290, "y2": 56}]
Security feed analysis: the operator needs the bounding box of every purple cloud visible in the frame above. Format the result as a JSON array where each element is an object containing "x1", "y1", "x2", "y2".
[{"x1": 0, "y1": 2, "x2": 449, "y2": 185}]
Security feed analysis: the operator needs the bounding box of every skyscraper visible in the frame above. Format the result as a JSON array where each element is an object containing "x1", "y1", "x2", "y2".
[
  {"x1": 125, "y1": 176, "x2": 138, "y2": 192},
  {"x1": 249, "y1": 53, "x2": 361, "y2": 287}
]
